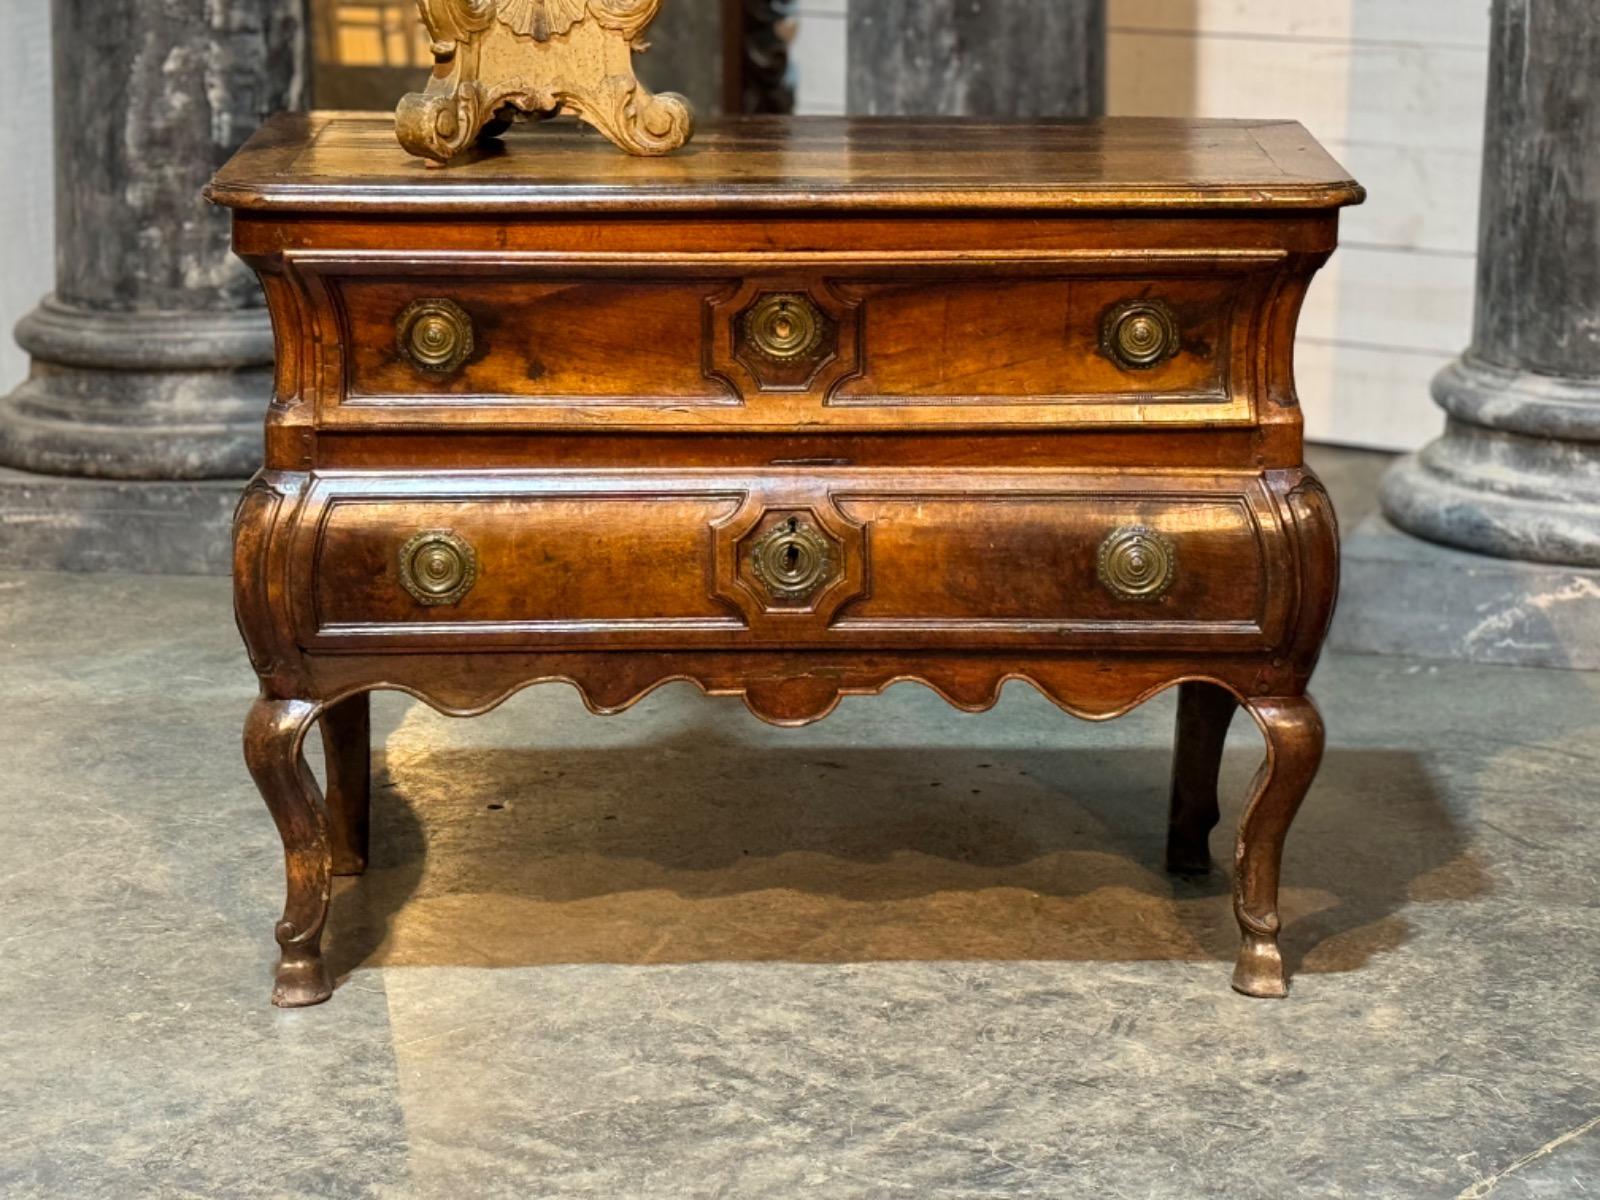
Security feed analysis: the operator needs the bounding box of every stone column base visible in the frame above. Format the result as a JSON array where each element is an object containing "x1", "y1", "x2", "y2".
[
  {"x1": 0, "y1": 297, "x2": 270, "y2": 481},
  {"x1": 1380, "y1": 357, "x2": 1600, "y2": 568},
  {"x1": 0, "y1": 466, "x2": 238, "y2": 575},
  {"x1": 1330, "y1": 513, "x2": 1600, "y2": 671}
]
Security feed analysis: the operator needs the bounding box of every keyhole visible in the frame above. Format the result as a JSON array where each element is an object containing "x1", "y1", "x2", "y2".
[{"x1": 783, "y1": 543, "x2": 800, "y2": 572}]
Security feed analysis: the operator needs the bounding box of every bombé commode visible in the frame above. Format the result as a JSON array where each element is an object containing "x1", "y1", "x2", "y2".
[{"x1": 208, "y1": 112, "x2": 1363, "y2": 1007}]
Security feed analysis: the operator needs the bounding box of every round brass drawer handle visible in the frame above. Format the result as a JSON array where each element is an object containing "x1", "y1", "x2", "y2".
[
  {"x1": 750, "y1": 516, "x2": 836, "y2": 602},
  {"x1": 398, "y1": 297, "x2": 474, "y2": 374},
  {"x1": 399, "y1": 529, "x2": 478, "y2": 606},
  {"x1": 743, "y1": 293, "x2": 826, "y2": 364},
  {"x1": 1098, "y1": 526, "x2": 1176, "y2": 601},
  {"x1": 1101, "y1": 299, "x2": 1180, "y2": 371}
]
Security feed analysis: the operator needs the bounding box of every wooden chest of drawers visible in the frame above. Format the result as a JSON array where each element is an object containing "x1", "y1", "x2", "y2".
[{"x1": 210, "y1": 113, "x2": 1362, "y2": 1007}]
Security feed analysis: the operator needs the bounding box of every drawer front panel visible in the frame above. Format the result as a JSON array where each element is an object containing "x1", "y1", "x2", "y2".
[
  {"x1": 832, "y1": 277, "x2": 1232, "y2": 406},
  {"x1": 294, "y1": 472, "x2": 1293, "y2": 652},
  {"x1": 339, "y1": 276, "x2": 736, "y2": 406},
  {"x1": 831, "y1": 493, "x2": 1263, "y2": 631},
  {"x1": 297, "y1": 256, "x2": 1275, "y2": 430},
  {"x1": 312, "y1": 492, "x2": 745, "y2": 635}
]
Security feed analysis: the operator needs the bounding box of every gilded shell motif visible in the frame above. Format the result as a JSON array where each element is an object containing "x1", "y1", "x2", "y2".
[{"x1": 496, "y1": 0, "x2": 589, "y2": 40}]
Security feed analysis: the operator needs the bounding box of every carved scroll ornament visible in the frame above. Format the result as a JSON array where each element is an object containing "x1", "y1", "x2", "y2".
[{"x1": 397, "y1": 0, "x2": 695, "y2": 163}]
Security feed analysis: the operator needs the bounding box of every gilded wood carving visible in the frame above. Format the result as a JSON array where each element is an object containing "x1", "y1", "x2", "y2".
[{"x1": 397, "y1": 0, "x2": 695, "y2": 163}]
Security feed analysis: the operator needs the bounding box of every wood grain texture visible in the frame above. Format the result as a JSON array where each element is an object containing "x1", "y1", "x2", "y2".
[
  {"x1": 1166, "y1": 681, "x2": 1238, "y2": 875},
  {"x1": 216, "y1": 113, "x2": 1356, "y2": 1006},
  {"x1": 318, "y1": 691, "x2": 372, "y2": 877},
  {"x1": 208, "y1": 113, "x2": 1364, "y2": 214}
]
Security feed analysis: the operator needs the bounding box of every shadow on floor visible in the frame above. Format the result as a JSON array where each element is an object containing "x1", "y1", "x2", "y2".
[{"x1": 324, "y1": 725, "x2": 1486, "y2": 986}]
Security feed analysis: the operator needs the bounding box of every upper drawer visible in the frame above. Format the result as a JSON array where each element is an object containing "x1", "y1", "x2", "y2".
[{"x1": 288, "y1": 256, "x2": 1281, "y2": 431}]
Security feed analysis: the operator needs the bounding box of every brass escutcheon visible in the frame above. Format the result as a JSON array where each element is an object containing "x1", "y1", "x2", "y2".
[
  {"x1": 399, "y1": 529, "x2": 478, "y2": 606},
  {"x1": 398, "y1": 298, "x2": 474, "y2": 374},
  {"x1": 1098, "y1": 526, "x2": 1176, "y2": 600},
  {"x1": 1101, "y1": 298, "x2": 1180, "y2": 371},
  {"x1": 750, "y1": 516, "x2": 836, "y2": 602},
  {"x1": 743, "y1": 293, "x2": 826, "y2": 363}
]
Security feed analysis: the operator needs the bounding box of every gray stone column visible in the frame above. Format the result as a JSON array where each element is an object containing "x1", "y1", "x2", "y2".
[
  {"x1": 1380, "y1": 0, "x2": 1600, "y2": 567},
  {"x1": 0, "y1": 0, "x2": 306, "y2": 481},
  {"x1": 847, "y1": 0, "x2": 1104, "y2": 117}
]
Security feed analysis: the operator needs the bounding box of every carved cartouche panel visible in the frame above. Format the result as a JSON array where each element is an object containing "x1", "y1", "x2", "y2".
[{"x1": 398, "y1": 0, "x2": 695, "y2": 164}]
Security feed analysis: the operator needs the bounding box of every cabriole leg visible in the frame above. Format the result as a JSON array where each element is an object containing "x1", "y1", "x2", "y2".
[
  {"x1": 1167, "y1": 680, "x2": 1239, "y2": 875},
  {"x1": 319, "y1": 692, "x2": 371, "y2": 877},
  {"x1": 244, "y1": 696, "x2": 334, "y2": 1008},
  {"x1": 1232, "y1": 695, "x2": 1325, "y2": 999}
]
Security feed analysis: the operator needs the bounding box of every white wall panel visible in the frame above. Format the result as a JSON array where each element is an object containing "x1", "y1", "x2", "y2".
[
  {"x1": 1334, "y1": 142, "x2": 1482, "y2": 255},
  {"x1": 793, "y1": 1, "x2": 849, "y2": 114},
  {"x1": 0, "y1": 0, "x2": 54, "y2": 395},
  {"x1": 1300, "y1": 249, "x2": 1477, "y2": 355},
  {"x1": 1297, "y1": 341, "x2": 1455, "y2": 450},
  {"x1": 1107, "y1": 32, "x2": 1487, "y2": 152},
  {"x1": 1108, "y1": 2, "x2": 1490, "y2": 450},
  {"x1": 1110, "y1": 0, "x2": 1490, "y2": 48}
]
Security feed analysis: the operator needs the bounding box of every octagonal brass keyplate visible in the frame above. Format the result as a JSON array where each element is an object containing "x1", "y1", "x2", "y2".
[
  {"x1": 749, "y1": 516, "x2": 838, "y2": 602},
  {"x1": 742, "y1": 293, "x2": 827, "y2": 364}
]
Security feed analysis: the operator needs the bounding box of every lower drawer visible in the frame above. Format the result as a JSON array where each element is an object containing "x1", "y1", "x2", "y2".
[{"x1": 288, "y1": 470, "x2": 1299, "y2": 652}]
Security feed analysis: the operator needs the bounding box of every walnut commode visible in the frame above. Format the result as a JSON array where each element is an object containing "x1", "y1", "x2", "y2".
[{"x1": 209, "y1": 113, "x2": 1363, "y2": 1007}]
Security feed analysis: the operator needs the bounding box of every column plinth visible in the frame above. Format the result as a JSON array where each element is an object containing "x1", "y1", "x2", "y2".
[
  {"x1": 0, "y1": 0, "x2": 305, "y2": 482},
  {"x1": 1380, "y1": 1, "x2": 1600, "y2": 568}
]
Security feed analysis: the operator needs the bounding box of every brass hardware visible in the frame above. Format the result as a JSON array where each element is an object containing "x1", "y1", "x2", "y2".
[
  {"x1": 750, "y1": 516, "x2": 836, "y2": 602},
  {"x1": 398, "y1": 298, "x2": 474, "y2": 374},
  {"x1": 399, "y1": 529, "x2": 478, "y2": 606},
  {"x1": 1101, "y1": 299, "x2": 1180, "y2": 370},
  {"x1": 743, "y1": 293, "x2": 826, "y2": 364},
  {"x1": 1098, "y1": 526, "x2": 1176, "y2": 601}
]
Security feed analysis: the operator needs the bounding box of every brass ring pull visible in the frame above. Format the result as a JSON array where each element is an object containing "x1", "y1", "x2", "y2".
[
  {"x1": 399, "y1": 529, "x2": 478, "y2": 606},
  {"x1": 743, "y1": 293, "x2": 826, "y2": 364},
  {"x1": 398, "y1": 298, "x2": 474, "y2": 374},
  {"x1": 1101, "y1": 299, "x2": 1180, "y2": 371},
  {"x1": 750, "y1": 516, "x2": 836, "y2": 601},
  {"x1": 1098, "y1": 526, "x2": 1176, "y2": 601}
]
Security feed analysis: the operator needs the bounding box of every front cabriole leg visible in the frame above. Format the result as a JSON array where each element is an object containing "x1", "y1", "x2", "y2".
[
  {"x1": 244, "y1": 696, "x2": 334, "y2": 1008},
  {"x1": 1232, "y1": 695, "x2": 1325, "y2": 998}
]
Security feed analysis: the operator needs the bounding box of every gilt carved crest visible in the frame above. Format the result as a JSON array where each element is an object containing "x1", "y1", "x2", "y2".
[{"x1": 397, "y1": 0, "x2": 695, "y2": 164}]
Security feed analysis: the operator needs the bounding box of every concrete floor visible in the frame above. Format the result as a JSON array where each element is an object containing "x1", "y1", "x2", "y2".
[{"x1": 4, "y1": 466, "x2": 1599, "y2": 1196}]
